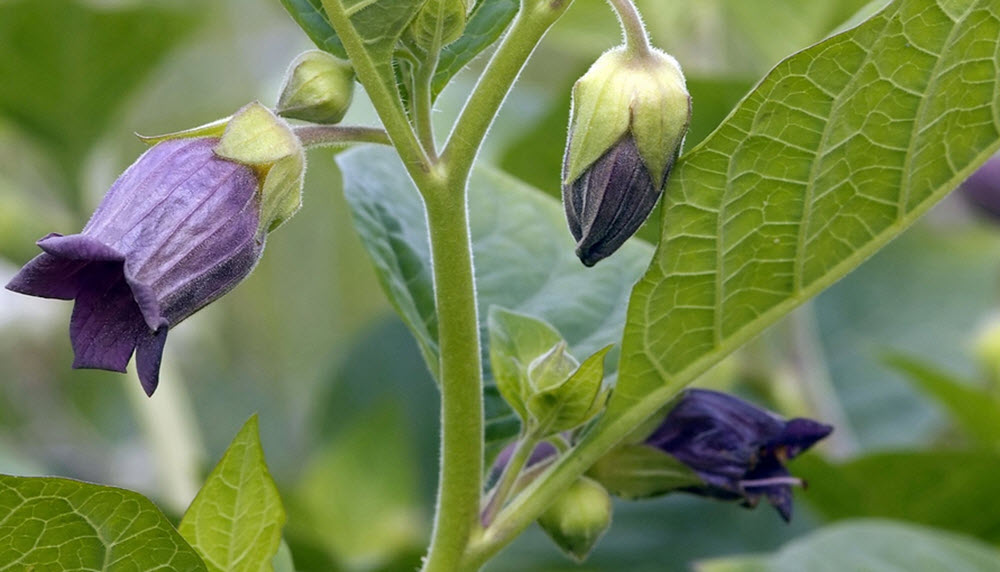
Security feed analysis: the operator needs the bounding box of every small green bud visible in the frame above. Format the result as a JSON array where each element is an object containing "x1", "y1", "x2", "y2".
[
  {"x1": 537, "y1": 477, "x2": 612, "y2": 562},
  {"x1": 404, "y1": 0, "x2": 471, "y2": 52},
  {"x1": 528, "y1": 341, "x2": 579, "y2": 392},
  {"x1": 527, "y1": 346, "x2": 611, "y2": 436},
  {"x1": 276, "y1": 50, "x2": 355, "y2": 125},
  {"x1": 563, "y1": 47, "x2": 691, "y2": 266}
]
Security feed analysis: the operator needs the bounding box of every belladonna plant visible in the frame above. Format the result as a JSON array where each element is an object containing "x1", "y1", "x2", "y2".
[{"x1": 3, "y1": 0, "x2": 1000, "y2": 569}]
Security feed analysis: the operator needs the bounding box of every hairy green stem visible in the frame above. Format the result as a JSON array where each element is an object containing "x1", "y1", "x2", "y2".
[
  {"x1": 481, "y1": 431, "x2": 539, "y2": 527},
  {"x1": 421, "y1": 190, "x2": 485, "y2": 572},
  {"x1": 319, "y1": 0, "x2": 431, "y2": 176},
  {"x1": 441, "y1": 0, "x2": 575, "y2": 188},
  {"x1": 606, "y1": 0, "x2": 651, "y2": 56},
  {"x1": 414, "y1": 51, "x2": 441, "y2": 158},
  {"x1": 293, "y1": 125, "x2": 391, "y2": 148}
]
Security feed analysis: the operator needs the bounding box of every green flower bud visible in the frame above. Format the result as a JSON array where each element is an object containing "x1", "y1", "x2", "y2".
[
  {"x1": 528, "y1": 341, "x2": 579, "y2": 392},
  {"x1": 563, "y1": 47, "x2": 691, "y2": 266},
  {"x1": 404, "y1": 0, "x2": 471, "y2": 52},
  {"x1": 527, "y1": 346, "x2": 611, "y2": 436},
  {"x1": 276, "y1": 50, "x2": 355, "y2": 125},
  {"x1": 537, "y1": 477, "x2": 612, "y2": 562}
]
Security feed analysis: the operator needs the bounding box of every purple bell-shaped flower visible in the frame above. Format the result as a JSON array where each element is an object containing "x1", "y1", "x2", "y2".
[{"x1": 7, "y1": 103, "x2": 305, "y2": 395}]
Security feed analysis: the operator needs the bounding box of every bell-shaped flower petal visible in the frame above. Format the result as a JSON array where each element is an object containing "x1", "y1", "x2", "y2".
[{"x1": 7, "y1": 137, "x2": 263, "y2": 395}]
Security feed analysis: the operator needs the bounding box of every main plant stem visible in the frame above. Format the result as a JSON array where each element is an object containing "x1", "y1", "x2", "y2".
[{"x1": 421, "y1": 188, "x2": 485, "y2": 572}]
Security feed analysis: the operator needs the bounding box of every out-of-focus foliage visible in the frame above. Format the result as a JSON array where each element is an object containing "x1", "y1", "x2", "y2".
[
  {"x1": 2, "y1": 0, "x2": 1000, "y2": 570},
  {"x1": 697, "y1": 520, "x2": 1000, "y2": 572}
]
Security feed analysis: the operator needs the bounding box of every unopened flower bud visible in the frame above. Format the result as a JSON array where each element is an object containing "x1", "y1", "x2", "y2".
[
  {"x1": 276, "y1": 50, "x2": 355, "y2": 125},
  {"x1": 528, "y1": 341, "x2": 578, "y2": 392},
  {"x1": 537, "y1": 477, "x2": 612, "y2": 562},
  {"x1": 404, "y1": 0, "x2": 471, "y2": 51},
  {"x1": 563, "y1": 47, "x2": 690, "y2": 266}
]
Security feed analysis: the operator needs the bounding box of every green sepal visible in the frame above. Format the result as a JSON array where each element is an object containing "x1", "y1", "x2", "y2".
[
  {"x1": 276, "y1": 49, "x2": 355, "y2": 124},
  {"x1": 629, "y1": 50, "x2": 690, "y2": 188},
  {"x1": 213, "y1": 102, "x2": 306, "y2": 236},
  {"x1": 537, "y1": 477, "x2": 613, "y2": 562},
  {"x1": 136, "y1": 116, "x2": 230, "y2": 145},
  {"x1": 587, "y1": 443, "x2": 702, "y2": 500},
  {"x1": 563, "y1": 49, "x2": 633, "y2": 186},
  {"x1": 528, "y1": 345, "x2": 612, "y2": 436},
  {"x1": 527, "y1": 341, "x2": 579, "y2": 393},
  {"x1": 487, "y1": 306, "x2": 564, "y2": 422}
]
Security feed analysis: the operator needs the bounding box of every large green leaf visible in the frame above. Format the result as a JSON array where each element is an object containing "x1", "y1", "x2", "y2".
[
  {"x1": 0, "y1": 475, "x2": 207, "y2": 570},
  {"x1": 179, "y1": 416, "x2": 285, "y2": 572},
  {"x1": 795, "y1": 451, "x2": 1000, "y2": 544},
  {"x1": 611, "y1": 0, "x2": 1000, "y2": 421},
  {"x1": 338, "y1": 146, "x2": 650, "y2": 447},
  {"x1": 0, "y1": 0, "x2": 194, "y2": 200},
  {"x1": 696, "y1": 520, "x2": 1000, "y2": 572}
]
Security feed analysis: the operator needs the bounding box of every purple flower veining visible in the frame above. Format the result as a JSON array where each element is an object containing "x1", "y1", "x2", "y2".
[
  {"x1": 644, "y1": 389, "x2": 832, "y2": 521},
  {"x1": 6, "y1": 137, "x2": 263, "y2": 395}
]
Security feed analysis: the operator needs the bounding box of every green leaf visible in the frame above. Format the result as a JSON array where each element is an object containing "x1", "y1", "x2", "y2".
[
  {"x1": 0, "y1": 0, "x2": 195, "y2": 199},
  {"x1": 529, "y1": 346, "x2": 612, "y2": 436},
  {"x1": 179, "y1": 415, "x2": 286, "y2": 572},
  {"x1": 280, "y1": 0, "x2": 347, "y2": 58},
  {"x1": 432, "y1": 0, "x2": 519, "y2": 97},
  {"x1": 488, "y1": 308, "x2": 565, "y2": 420},
  {"x1": 338, "y1": 146, "x2": 650, "y2": 448},
  {"x1": 0, "y1": 475, "x2": 207, "y2": 570},
  {"x1": 881, "y1": 352, "x2": 1000, "y2": 446},
  {"x1": 610, "y1": 0, "x2": 1000, "y2": 423},
  {"x1": 696, "y1": 520, "x2": 1000, "y2": 572},
  {"x1": 795, "y1": 451, "x2": 1000, "y2": 544}
]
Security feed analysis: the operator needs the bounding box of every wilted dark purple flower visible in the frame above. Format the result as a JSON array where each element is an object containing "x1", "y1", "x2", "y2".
[
  {"x1": 644, "y1": 389, "x2": 832, "y2": 521},
  {"x1": 6, "y1": 137, "x2": 263, "y2": 396}
]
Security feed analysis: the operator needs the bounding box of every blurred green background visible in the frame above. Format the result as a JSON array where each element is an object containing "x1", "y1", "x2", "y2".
[{"x1": 1, "y1": 1, "x2": 999, "y2": 570}]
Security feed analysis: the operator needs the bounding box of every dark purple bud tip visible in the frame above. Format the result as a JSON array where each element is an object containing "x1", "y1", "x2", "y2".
[
  {"x1": 564, "y1": 136, "x2": 663, "y2": 267},
  {"x1": 644, "y1": 389, "x2": 832, "y2": 522},
  {"x1": 5, "y1": 137, "x2": 264, "y2": 395}
]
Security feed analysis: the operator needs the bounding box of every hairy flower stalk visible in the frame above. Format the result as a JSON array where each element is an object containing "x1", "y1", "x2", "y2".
[{"x1": 6, "y1": 104, "x2": 305, "y2": 395}]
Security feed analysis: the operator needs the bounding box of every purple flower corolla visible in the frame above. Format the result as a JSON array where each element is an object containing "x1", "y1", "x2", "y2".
[
  {"x1": 6, "y1": 137, "x2": 263, "y2": 396},
  {"x1": 644, "y1": 389, "x2": 832, "y2": 521}
]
